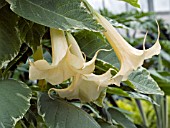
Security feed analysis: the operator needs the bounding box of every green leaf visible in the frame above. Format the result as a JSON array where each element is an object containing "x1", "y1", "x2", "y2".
[
  {"x1": 37, "y1": 93, "x2": 101, "y2": 128},
  {"x1": 120, "y1": 0, "x2": 140, "y2": 8},
  {"x1": 17, "y1": 18, "x2": 46, "y2": 51},
  {"x1": 94, "y1": 59, "x2": 117, "y2": 75},
  {"x1": 150, "y1": 70, "x2": 170, "y2": 95},
  {"x1": 160, "y1": 50, "x2": 170, "y2": 70},
  {"x1": 107, "y1": 87, "x2": 158, "y2": 105},
  {"x1": 7, "y1": 0, "x2": 102, "y2": 31},
  {"x1": 97, "y1": 119, "x2": 117, "y2": 128},
  {"x1": 0, "y1": 79, "x2": 32, "y2": 128},
  {"x1": 127, "y1": 67, "x2": 164, "y2": 95},
  {"x1": 128, "y1": 92, "x2": 158, "y2": 105},
  {"x1": 161, "y1": 50, "x2": 170, "y2": 63},
  {"x1": 0, "y1": 5, "x2": 21, "y2": 68},
  {"x1": 160, "y1": 40, "x2": 170, "y2": 54},
  {"x1": 74, "y1": 30, "x2": 120, "y2": 68},
  {"x1": 108, "y1": 107, "x2": 137, "y2": 128},
  {"x1": 107, "y1": 87, "x2": 129, "y2": 97}
]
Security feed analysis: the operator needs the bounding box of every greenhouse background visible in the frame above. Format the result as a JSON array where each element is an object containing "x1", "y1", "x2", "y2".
[{"x1": 88, "y1": 0, "x2": 170, "y2": 22}]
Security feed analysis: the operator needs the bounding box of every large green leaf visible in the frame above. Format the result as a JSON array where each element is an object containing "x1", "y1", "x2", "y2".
[
  {"x1": 17, "y1": 18, "x2": 46, "y2": 51},
  {"x1": 108, "y1": 107, "x2": 137, "y2": 128},
  {"x1": 74, "y1": 30, "x2": 120, "y2": 68},
  {"x1": 127, "y1": 67, "x2": 164, "y2": 95},
  {"x1": 121, "y1": 0, "x2": 140, "y2": 8},
  {"x1": 7, "y1": 0, "x2": 102, "y2": 31},
  {"x1": 0, "y1": 5, "x2": 21, "y2": 68},
  {"x1": 150, "y1": 70, "x2": 170, "y2": 95},
  {"x1": 38, "y1": 93, "x2": 101, "y2": 128},
  {"x1": 0, "y1": 79, "x2": 32, "y2": 128}
]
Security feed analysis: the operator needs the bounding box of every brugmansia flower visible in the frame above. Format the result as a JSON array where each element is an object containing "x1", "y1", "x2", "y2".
[
  {"x1": 29, "y1": 29, "x2": 99, "y2": 85},
  {"x1": 50, "y1": 69, "x2": 112, "y2": 102},
  {"x1": 48, "y1": 32, "x2": 113, "y2": 102},
  {"x1": 95, "y1": 13, "x2": 161, "y2": 86}
]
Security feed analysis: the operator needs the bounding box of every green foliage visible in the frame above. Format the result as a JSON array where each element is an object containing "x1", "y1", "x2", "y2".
[
  {"x1": 108, "y1": 107, "x2": 137, "y2": 128},
  {"x1": 150, "y1": 70, "x2": 170, "y2": 95},
  {"x1": 3, "y1": 43, "x2": 32, "y2": 76},
  {"x1": 0, "y1": 1, "x2": 167, "y2": 128},
  {"x1": 117, "y1": 99, "x2": 157, "y2": 128},
  {"x1": 107, "y1": 87, "x2": 158, "y2": 105},
  {"x1": 0, "y1": 79, "x2": 31, "y2": 128},
  {"x1": 160, "y1": 40, "x2": 170, "y2": 54},
  {"x1": 0, "y1": 5, "x2": 21, "y2": 68},
  {"x1": 121, "y1": 0, "x2": 140, "y2": 8},
  {"x1": 97, "y1": 119, "x2": 117, "y2": 128},
  {"x1": 128, "y1": 67, "x2": 164, "y2": 95},
  {"x1": 7, "y1": 0, "x2": 102, "y2": 31},
  {"x1": 38, "y1": 93, "x2": 100, "y2": 128},
  {"x1": 74, "y1": 30, "x2": 120, "y2": 68},
  {"x1": 17, "y1": 18, "x2": 46, "y2": 51}
]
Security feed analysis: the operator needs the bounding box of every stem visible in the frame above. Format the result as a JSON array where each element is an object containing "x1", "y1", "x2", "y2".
[
  {"x1": 158, "y1": 55, "x2": 163, "y2": 71},
  {"x1": 152, "y1": 95, "x2": 168, "y2": 128},
  {"x1": 163, "y1": 96, "x2": 168, "y2": 128},
  {"x1": 135, "y1": 99, "x2": 148, "y2": 128},
  {"x1": 152, "y1": 95, "x2": 161, "y2": 128},
  {"x1": 157, "y1": 54, "x2": 168, "y2": 128}
]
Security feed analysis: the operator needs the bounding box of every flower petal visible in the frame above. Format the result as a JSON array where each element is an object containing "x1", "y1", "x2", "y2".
[
  {"x1": 66, "y1": 32, "x2": 101, "y2": 74},
  {"x1": 29, "y1": 60, "x2": 52, "y2": 80},
  {"x1": 66, "y1": 32, "x2": 85, "y2": 62},
  {"x1": 96, "y1": 13, "x2": 161, "y2": 86},
  {"x1": 50, "y1": 69, "x2": 112, "y2": 102},
  {"x1": 29, "y1": 55, "x2": 75, "y2": 85}
]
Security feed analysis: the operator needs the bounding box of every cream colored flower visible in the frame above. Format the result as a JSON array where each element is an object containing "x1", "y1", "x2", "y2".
[
  {"x1": 47, "y1": 32, "x2": 113, "y2": 102},
  {"x1": 29, "y1": 29, "x2": 99, "y2": 85},
  {"x1": 66, "y1": 32, "x2": 99, "y2": 74},
  {"x1": 95, "y1": 13, "x2": 161, "y2": 86},
  {"x1": 49, "y1": 69, "x2": 112, "y2": 102}
]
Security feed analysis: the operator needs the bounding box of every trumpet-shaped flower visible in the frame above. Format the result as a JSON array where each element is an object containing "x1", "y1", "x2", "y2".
[
  {"x1": 47, "y1": 32, "x2": 113, "y2": 102},
  {"x1": 29, "y1": 29, "x2": 99, "y2": 85},
  {"x1": 49, "y1": 69, "x2": 112, "y2": 102},
  {"x1": 95, "y1": 13, "x2": 161, "y2": 86}
]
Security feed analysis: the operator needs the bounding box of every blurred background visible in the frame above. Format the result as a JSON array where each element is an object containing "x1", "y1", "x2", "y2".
[{"x1": 87, "y1": 0, "x2": 170, "y2": 22}]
